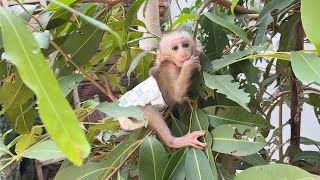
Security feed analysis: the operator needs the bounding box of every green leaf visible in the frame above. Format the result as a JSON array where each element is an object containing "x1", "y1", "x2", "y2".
[
  {"x1": 254, "y1": 15, "x2": 273, "y2": 46},
  {"x1": 99, "y1": 141, "x2": 139, "y2": 179},
  {"x1": 191, "y1": 108, "x2": 218, "y2": 180},
  {"x1": 301, "y1": 0, "x2": 320, "y2": 54},
  {"x1": 162, "y1": 148, "x2": 187, "y2": 180},
  {"x1": 54, "y1": 162, "x2": 107, "y2": 180},
  {"x1": 22, "y1": 140, "x2": 65, "y2": 161},
  {"x1": 86, "y1": 120, "x2": 119, "y2": 144},
  {"x1": 6, "y1": 99, "x2": 36, "y2": 134},
  {"x1": 231, "y1": 0, "x2": 240, "y2": 14},
  {"x1": 211, "y1": 124, "x2": 267, "y2": 156},
  {"x1": 33, "y1": 30, "x2": 51, "y2": 49},
  {"x1": 60, "y1": 23, "x2": 103, "y2": 67},
  {"x1": 229, "y1": 60, "x2": 259, "y2": 96},
  {"x1": 0, "y1": 141, "x2": 10, "y2": 156},
  {"x1": 49, "y1": 0, "x2": 122, "y2": 48},
  {"x1": 309, "y1": 93, "x2": 320, "y2": 107},
  {"x1": 201, "y1": 16, "x2": 229, "y2": 60},
  {"x1": 124, "y1": 0, "x2": 145, "y2": 33},
  {"x1": 293, "y1": 151, "x2": 320, "y2": 163},
  {"x1": 204, "y1": 12, "x2": 251, "y2": 47},
  {"x1": 185, "y1": 148, "x2": 215, "y2": 180},
  {"x1": 96, "y1": 101, "x2": 144, "y2": 120},
  {"x1": 0, "y1": 70, "x2": 33, "y2": 110},
  {"x1": 47, "y1": 0, "x2": 76, "y2": 10},
  {"x1": 45, "y1": 8, "x2": 72, "y2": 30},
  {"x1": 15, "y1": 126, "x2": 42, "y2": 154},
  {"x1": 258, "y1": 0, "x2": 295, "y2": 21},
  {"x1": 203, "y1": 72, "x2": 250, "y2": 111},
  {"x1": 211, "y1": 50, "x2": 252, "y2": 71},
  {"x1": 10, "y1": 5, "x2": 36, "y2": 22},
  {"x1": 109, "y1": 19, "x2": 146, "y2": 31},
  {"x1": 172, "y1": 14, "x2": 196, "y2": 28},
  {"x1": 127, "y1": 50, "x2": 150, "y2": 83},
  {"x1": 300, "y1": 137, "x2": 320, "y2": 147},
  {"x1": 241, "y1": 153, "x2": 268, "y2": 166},
  {"x1": 58, "y1": 74, "x2": 83, "y2": 97},
  {"x1": 203, "y1": 106, "x2": 272, "y2": 131},
  {"x1": 291, "y1": 52, "x2": 320, "y2": 84},
  {"x1": 0, "y1": 8, "x2": 90, "y2": 165},
  {"x1": 234, "y1": 164, "x2": 316, "y2": 180},
  {"x1": 139, "y1": 137, "x2": 168, "y2": 180}
]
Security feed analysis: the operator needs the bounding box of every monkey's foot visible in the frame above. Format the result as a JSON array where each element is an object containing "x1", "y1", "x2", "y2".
[{"x1": 168, "y1": 130, "x2": 207, "y2": 149}]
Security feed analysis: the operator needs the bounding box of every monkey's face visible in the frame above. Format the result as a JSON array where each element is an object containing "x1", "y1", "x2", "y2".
[{"x1": 162, "y1": 37, "x2": 194, "y2": 67}]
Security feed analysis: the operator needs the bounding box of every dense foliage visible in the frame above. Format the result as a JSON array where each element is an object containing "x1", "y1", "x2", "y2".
[{"x1": 0, "y1": 0, "x2": 319, "y2": 179}]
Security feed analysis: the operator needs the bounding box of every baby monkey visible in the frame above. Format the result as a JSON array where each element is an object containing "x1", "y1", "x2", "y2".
[{"x1": 119, "y1": 30, "x2": 207, "y2": 149}]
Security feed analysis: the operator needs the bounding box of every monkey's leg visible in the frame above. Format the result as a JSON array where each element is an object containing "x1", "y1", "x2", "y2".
[{"x1": 140, "y1": 105, "x2": 207, "y2": 149}]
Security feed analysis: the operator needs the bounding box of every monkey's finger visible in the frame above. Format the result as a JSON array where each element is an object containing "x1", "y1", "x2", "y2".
[
  {"x1": 190, "y1": 130, "x2": 206, "y2": 138},
  {"x1": 189, "y1": 143, "x2": 204, "y2": 150},
  {"x1": 194, "y1": 140, "x2": 207, "y2": 148}
]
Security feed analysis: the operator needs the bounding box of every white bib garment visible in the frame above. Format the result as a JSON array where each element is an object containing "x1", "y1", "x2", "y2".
[{"x1": 118, "y1": 76, "x2": 167, "y2": 111}]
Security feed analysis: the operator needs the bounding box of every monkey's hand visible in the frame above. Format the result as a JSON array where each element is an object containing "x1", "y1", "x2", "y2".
[
  {"x1": 182, "y1": 55, "x2": 201, "y2": 72},
  {"x1": 168, "y1": 130, "x2": 207, "y2": 149}
]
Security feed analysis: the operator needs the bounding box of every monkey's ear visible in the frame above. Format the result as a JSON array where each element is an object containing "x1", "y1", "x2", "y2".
[{"x1": 194, "y1": 47, "x2": 202, "y2": 57}]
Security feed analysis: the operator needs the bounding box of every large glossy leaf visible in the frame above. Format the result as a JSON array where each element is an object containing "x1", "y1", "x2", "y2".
[
  {"x1": 6, "y1": 99, "x2": 36, "y2": 134},
  {"x1": 211, "y1": 124, "x2": 267, "y2": 156},
  {"x1": 241, "y1": 153, "x2": 268, "y2": 166},
  {"x1": 22, "y1": 140, "x2": 65, "y2": 161},
  {"x1": 202, "y1": 16, "x2": 229, "y2": 60},
  {"x1": 203, "y1": 72, "x2": 250, "y2": 111},
  {"x1": 204, "y1": 12, "x2": 251, "y2": 47},
  {"x1": 258, "y1": 0, "x2": 295, "y2": 21},
  {"x1": 211, "y1": 50, "x2": 251, "y2": 71},
  {"x1": 293, "y1": 151, "x2": 320, "y2": 163},
  {"x1": 60, "y1": 23, "x2": 103, "y2": 68},
  {"x1": 49, "y1": 0, "x2": 122, "y2": 47},
  {"x1": 0, "y1": 8, "x2": 90, "y2": 165},
  {"x1": 58, "y1": 74, "x2": 83, "y2": 97},
  {"x1": 301, "y1": 0, "x2": 320, "y2": 54},
  {"x1": 185, "y1": 148, "x2": 215, "y2": 180},
  {"x1": 99, "y1": 141, "x2": 139, "y2": 179},
  {"x1": 291, "y1": 52, "x2": 320, "y2": 84},
  {"x1": 54, "y1": 162, "x2": 107, "y2": 180},
  {"x1": 96, "y1": 101, "x2": 144, "y2": 120},
  {"x1": 0, "y1": 70, "x2": 33, "y2": 110},
  {"x1": 203, "y1": 106, "x2": 272, "y2": 131},
  {"x1": 300, "y1": 137, "x2": 320, "y2": 147},
  {"x1": 162, "y1": 148, "x2": 187, "y2": 180},
  {"x1": 191, "y1": 108, "x2": 218, "y2": 180},
  {"x1": 139, "y1": 137, "x2": 168, "y2": 180},
  {"x1": 234, "y1": 164, "x2": 316, "y2": 180}
]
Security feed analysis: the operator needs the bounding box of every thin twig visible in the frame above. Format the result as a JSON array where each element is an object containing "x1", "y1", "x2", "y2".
[
  {"x1": 50, "y1": 41, "x2": 112, "y2": 99},
  {"x1": 14, "y1": 0, "x2": 45, "y2": 31},
  {"x1": 96, "y1": 72, "x2": 118, "y2": 101}
]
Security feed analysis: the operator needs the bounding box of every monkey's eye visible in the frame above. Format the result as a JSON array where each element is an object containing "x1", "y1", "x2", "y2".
[
  {"x1": 172, "y1": 45, "x2": 178, "y2": 51},
  {"x1": 182, "y1": 42, "x2": 189, "y2": 48}
]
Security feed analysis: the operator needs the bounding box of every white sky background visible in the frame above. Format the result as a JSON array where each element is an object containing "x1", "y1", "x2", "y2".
[{"x1": 170, "y1": 0, "x2": 320, "y2": 160}]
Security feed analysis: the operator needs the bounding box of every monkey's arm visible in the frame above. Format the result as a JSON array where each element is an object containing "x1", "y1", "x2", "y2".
[
  {"x1": 139, "y1": 105, "x2": 207, "y2": 149},
  {"x1": 173, "y1": 56, "x2": 201, "y2": 102}
]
